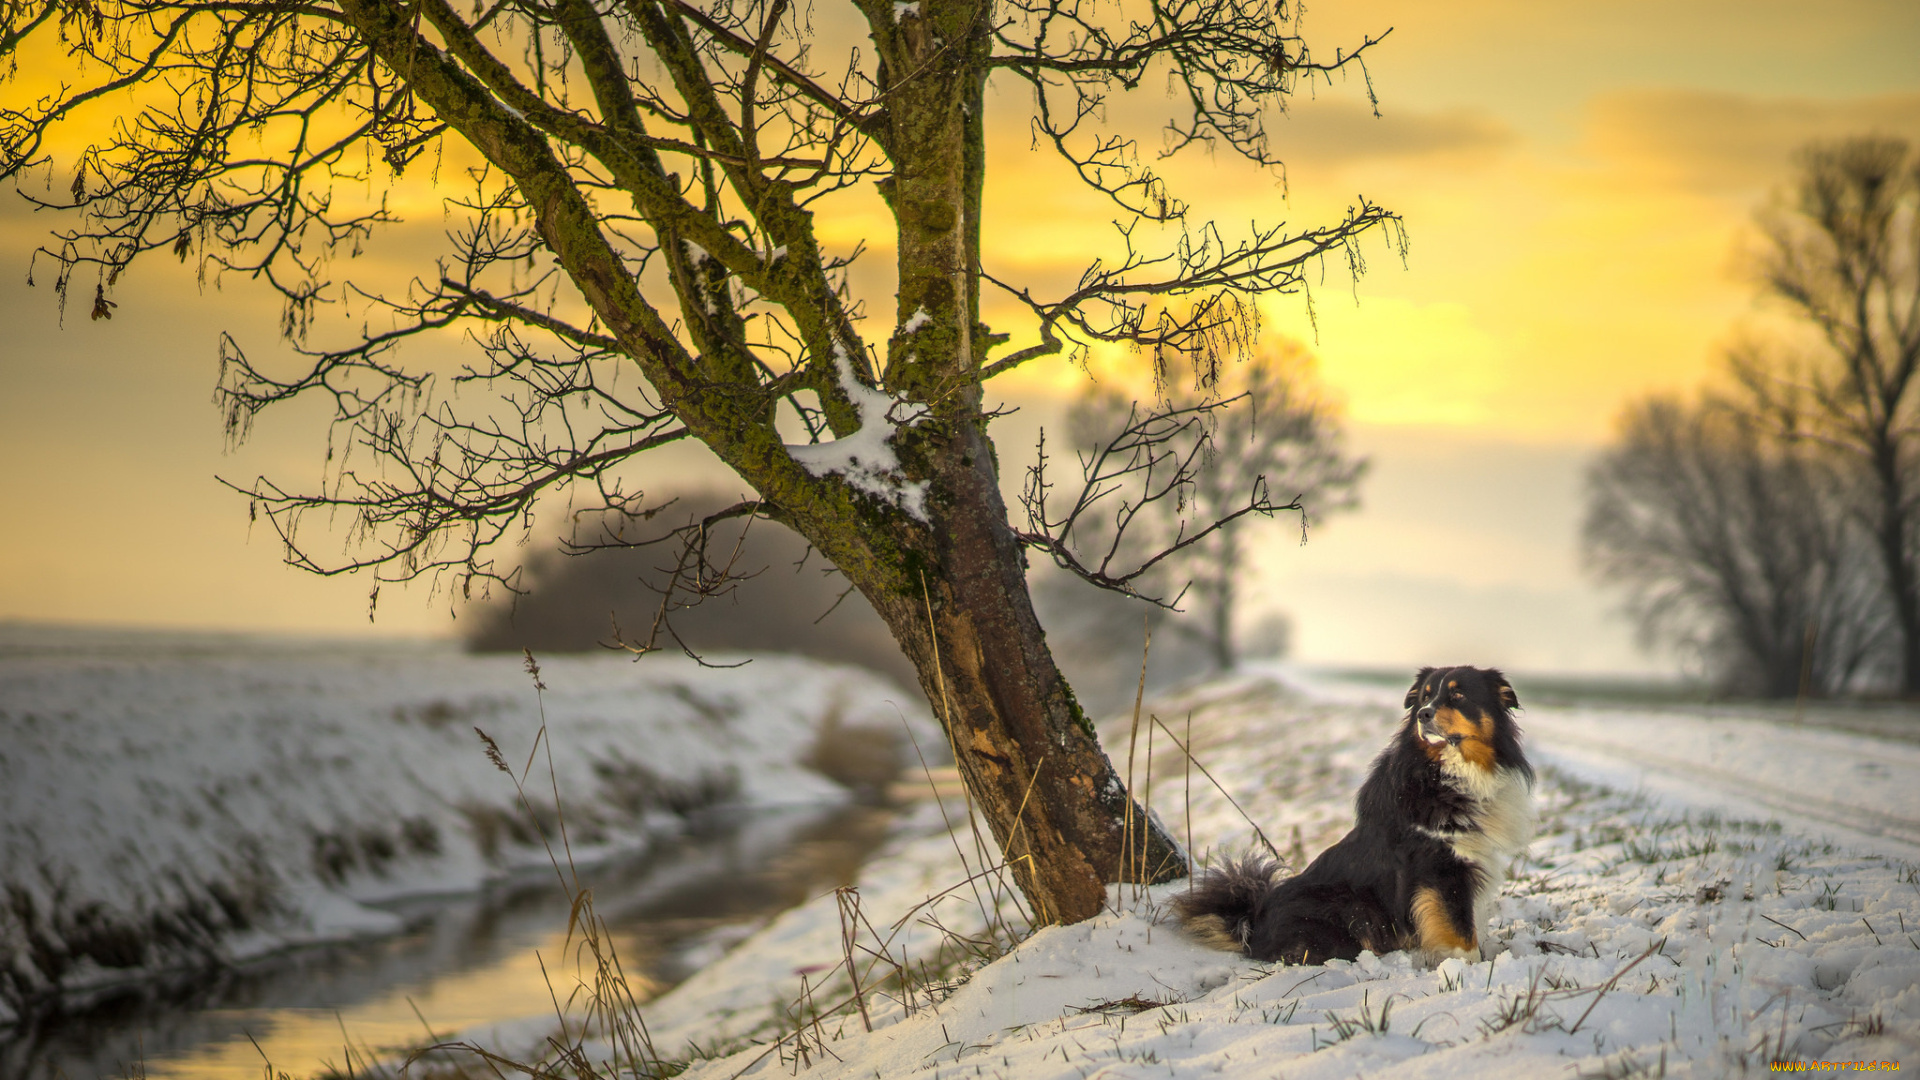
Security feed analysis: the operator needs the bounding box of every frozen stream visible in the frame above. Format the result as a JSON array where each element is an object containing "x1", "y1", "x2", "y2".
[{"x1": 0, "y1": 801, "x2": 895, "y2": 1080}]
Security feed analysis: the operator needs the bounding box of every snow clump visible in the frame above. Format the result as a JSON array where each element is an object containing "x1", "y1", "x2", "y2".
[{"x1": 785, "y1": 344, "x2": 931, "y2": 522}]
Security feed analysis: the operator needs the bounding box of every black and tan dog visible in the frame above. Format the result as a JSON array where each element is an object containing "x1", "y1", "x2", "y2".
[{"x1": 1174, "y1": 666, "x2": 1535, "y2": 964}]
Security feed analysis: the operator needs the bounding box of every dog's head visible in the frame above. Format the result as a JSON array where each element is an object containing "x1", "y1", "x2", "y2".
[{"x1": 1403, "y1": 665, "x2": 1530, "y2": 780}]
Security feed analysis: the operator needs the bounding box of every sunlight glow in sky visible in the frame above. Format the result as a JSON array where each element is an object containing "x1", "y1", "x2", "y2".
[{"x1": 2, "y1": 0, "x2": 1917, "y2": 675}]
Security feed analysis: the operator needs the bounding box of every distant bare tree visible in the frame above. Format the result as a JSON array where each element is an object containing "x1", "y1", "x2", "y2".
[
  {"x1": 1043, "y1": 342, "x2": 1364, "y2": 671},
  {"x1": 1585, "y1": 137, "x2": 1920, "y2": 698},
  {"x1": 1583, "y1": 384, "x2": 1886, "y2": 697},
  {"x1": 1747, "y1": 137, "x2": 1920, "y2": 692}
]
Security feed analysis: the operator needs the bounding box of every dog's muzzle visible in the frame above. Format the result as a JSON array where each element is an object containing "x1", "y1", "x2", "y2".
[{"x1": 1416, "y1": 706, "x2": 1446, "y2": 745}]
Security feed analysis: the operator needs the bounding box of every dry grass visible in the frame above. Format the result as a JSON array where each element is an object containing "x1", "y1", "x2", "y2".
[{"x1": 276, "y1": 648, "x2": 1036, "y2": 1080}]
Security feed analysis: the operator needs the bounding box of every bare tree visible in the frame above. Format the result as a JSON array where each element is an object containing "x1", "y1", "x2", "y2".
[
  {"x1": 1750, "y1": 137, "x2": 1920, "y2": 692},
  {"x1": 1044, "y1": 342, "x2": 1364, "y2": 671},
  {"x1": 3, "y1": 0, "x2": 1399, "y2": 922},
  {"x1": 1583, "y1": 381, "x2": 1886, "y2": 697}
]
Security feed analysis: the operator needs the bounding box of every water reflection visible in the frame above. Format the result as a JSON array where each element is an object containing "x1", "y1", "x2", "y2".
[{"x1": 3, "y1": 801, "x2": 894, "y2": 1080}]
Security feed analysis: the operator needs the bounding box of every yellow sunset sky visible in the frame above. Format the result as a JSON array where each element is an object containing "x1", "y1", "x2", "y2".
[{"x1": 2, "y1": 0, "x2": 1917, "y2": 676}]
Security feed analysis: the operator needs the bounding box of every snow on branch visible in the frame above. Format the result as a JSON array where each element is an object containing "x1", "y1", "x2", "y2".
[{"x1": 786, "y1": 345, "x2": 932, "y2": 523}]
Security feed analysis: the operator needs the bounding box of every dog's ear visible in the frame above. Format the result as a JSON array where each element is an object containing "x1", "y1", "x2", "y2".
[
  {"x1": 1490, "y1": 669, "x2": 1519, "y2": 710},
  {"x1": 1404, "y1": 666, "x2": 1435, "y2": 709}
]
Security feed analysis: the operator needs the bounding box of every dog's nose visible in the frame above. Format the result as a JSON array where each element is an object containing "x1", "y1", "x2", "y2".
[{"x1": 1416, "y1": 705, "x2": 1435, "y2": 722}]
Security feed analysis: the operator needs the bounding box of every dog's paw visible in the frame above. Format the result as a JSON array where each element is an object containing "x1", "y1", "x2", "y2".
[{"x1": 1419, "y1": 944, "x2": 1480, "y2": 967}]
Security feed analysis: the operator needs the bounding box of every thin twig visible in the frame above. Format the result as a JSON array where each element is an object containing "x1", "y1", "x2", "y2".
[
  {"x1": 1121, "y1": 614, "x2": 1151, "y2": 892},
  {"x1": 1149, "y1": 714, "x2": 1282, "y2": 863},
  {"x1": 1567, "y1": 940, "x2": 1666, "y2": 1034},
  {"x1": 1760, "y1": 913, "x2": 1808, "y2": 941}
]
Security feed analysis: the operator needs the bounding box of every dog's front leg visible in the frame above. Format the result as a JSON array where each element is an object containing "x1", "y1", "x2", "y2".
[{"x1": 1410, "y1": 881, "x2": 1480, "y2": 964}]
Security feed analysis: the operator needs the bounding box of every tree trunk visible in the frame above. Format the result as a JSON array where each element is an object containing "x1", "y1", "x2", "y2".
[
  {"x1": 1209, "y1": 528, "x2": 1239, "y2": 672},
  {"x1": 1871, "y1": 449, "x2": 1920, "y2": 694},
  {"x1": 820, "y1": 0, "x2": 1184, "y2": 922},
  {"x1": 864, "y1": 431, "x2": 1188, "y2": 923}
]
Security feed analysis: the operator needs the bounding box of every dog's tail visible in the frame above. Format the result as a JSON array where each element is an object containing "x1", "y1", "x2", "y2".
[{"x1": 1170, "y1": 857, "x2": 1283, "y2": 955}]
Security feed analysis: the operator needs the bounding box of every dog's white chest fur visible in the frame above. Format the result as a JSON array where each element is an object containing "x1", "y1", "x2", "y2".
[{"x1": 1432, "y1": 759, "x2": 1536, "y2": 953}]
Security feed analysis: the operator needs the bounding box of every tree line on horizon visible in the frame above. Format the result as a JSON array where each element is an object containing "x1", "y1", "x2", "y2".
[{"x1": 1584, "y1": 136, "x2": 1920, "y2": 699}]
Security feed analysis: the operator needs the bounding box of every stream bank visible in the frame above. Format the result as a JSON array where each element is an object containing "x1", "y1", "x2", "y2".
[{"x1": 1, "y1": 801, "x2": 898, "y2": 1080}]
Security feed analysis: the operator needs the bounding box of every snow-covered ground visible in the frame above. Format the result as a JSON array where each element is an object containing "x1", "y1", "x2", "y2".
[
  {"x1": 445, "y1": 668, "x2": 1920, "y2": 1079},
  {"x1": 0, "y1": 624, "x2": 928, "y2": 1026}
]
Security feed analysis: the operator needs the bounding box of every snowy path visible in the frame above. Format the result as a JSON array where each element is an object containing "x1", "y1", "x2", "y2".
[{"x1": 1525, "y1": 706, "x2": 1920, "y2": 863}]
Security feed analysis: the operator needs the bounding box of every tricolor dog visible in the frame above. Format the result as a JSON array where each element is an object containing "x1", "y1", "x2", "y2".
[{"x1": 1174, "y1": 665, "x2": 1535, "y2": 964}]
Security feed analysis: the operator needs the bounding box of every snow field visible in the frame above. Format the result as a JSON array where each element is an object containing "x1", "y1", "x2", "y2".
[
  {"x1": 501, "y1": 673, "x2": 1920, "y2": 1079},
  {"x1": 0, "y1": 641, "x2": 923, "y2": 1024}
]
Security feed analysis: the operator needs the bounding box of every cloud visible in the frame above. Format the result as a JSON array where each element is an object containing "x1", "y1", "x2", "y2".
[
  {"x1": 1584, "y1": 89, "x2": 1920, "y2": 196},
  {"x1": 1271, "y1": 97, "x2": 1516, "y2": 167}
]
